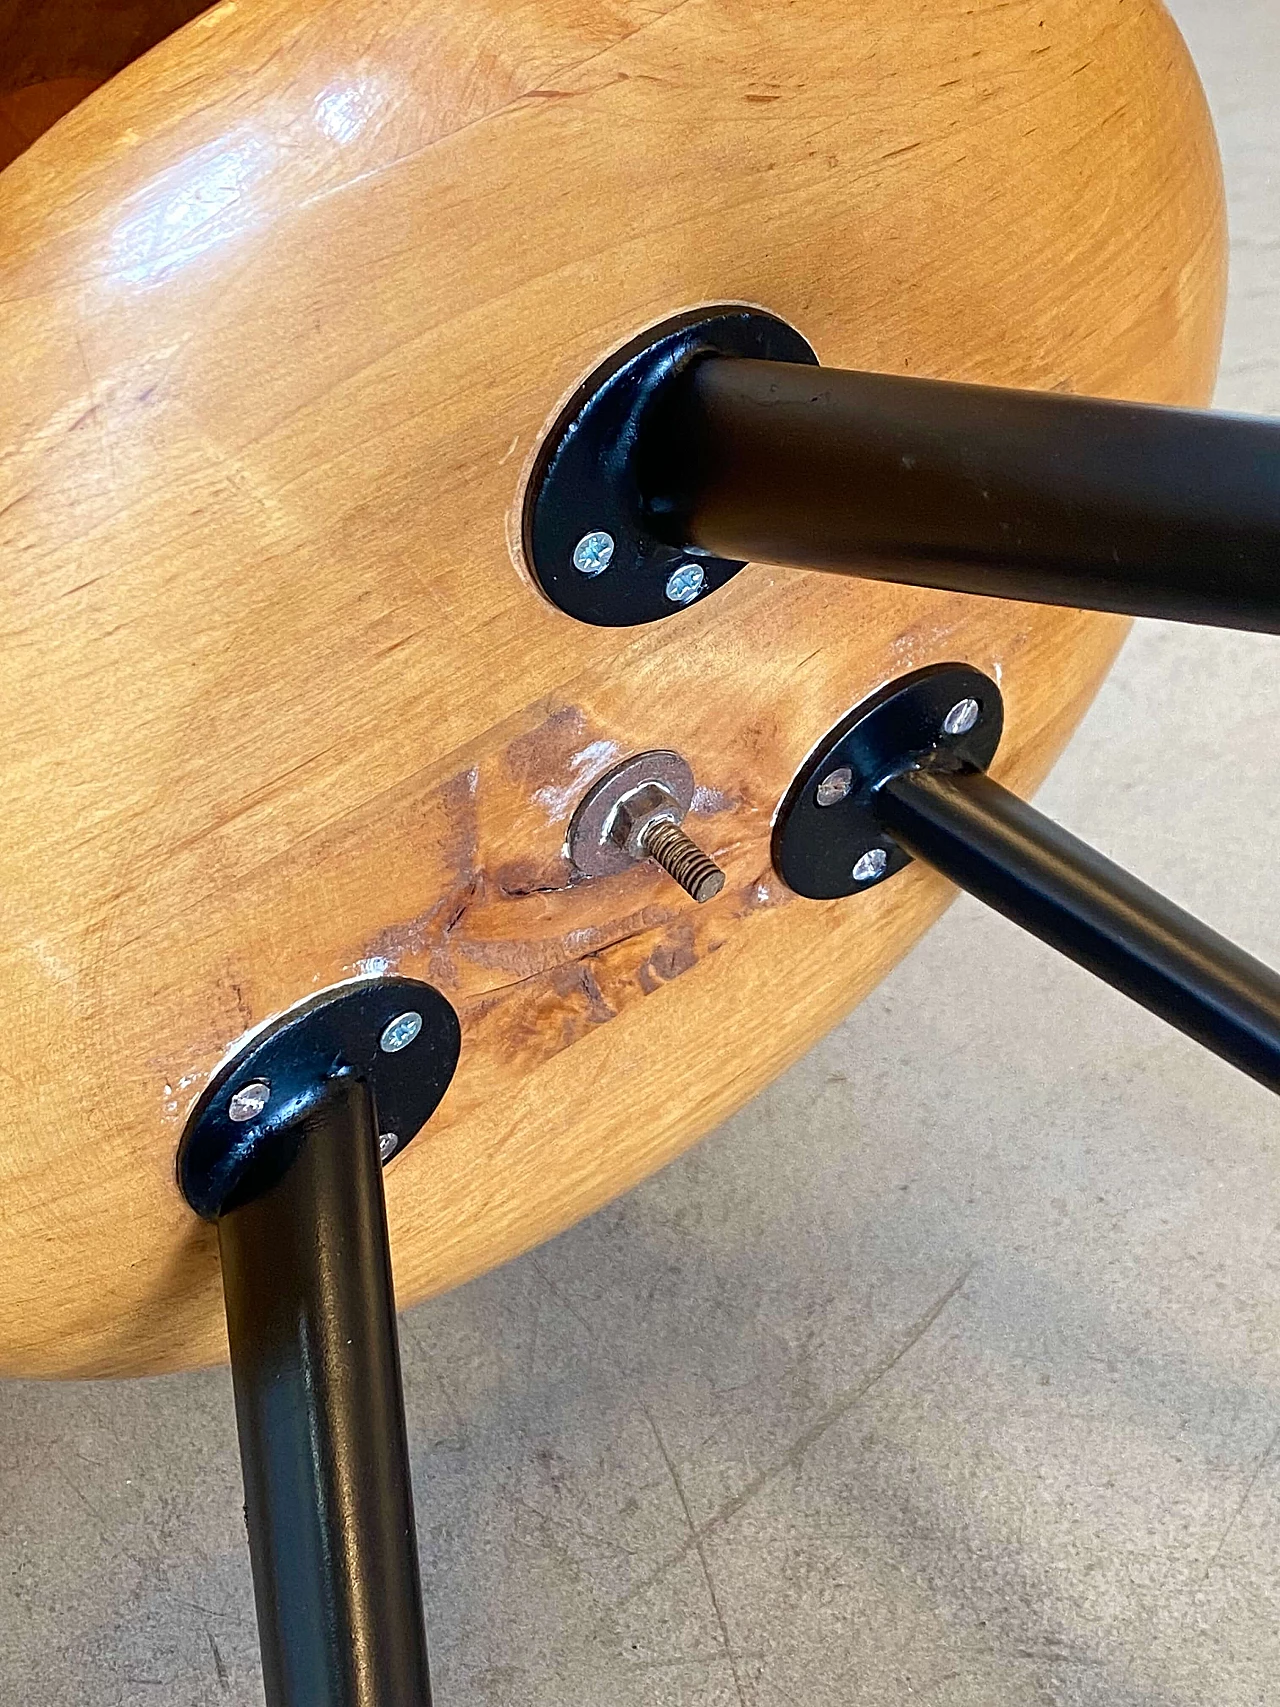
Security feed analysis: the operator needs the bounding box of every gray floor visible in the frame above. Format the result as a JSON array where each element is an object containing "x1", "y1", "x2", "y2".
[{"x1": 3, "y1": 2, "x2": 1279, "y2": 1702}]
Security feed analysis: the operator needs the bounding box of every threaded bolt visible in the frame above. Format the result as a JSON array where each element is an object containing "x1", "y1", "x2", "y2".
[{"x1": 639, "y1": 819, "x2": 726, "y2": 903}]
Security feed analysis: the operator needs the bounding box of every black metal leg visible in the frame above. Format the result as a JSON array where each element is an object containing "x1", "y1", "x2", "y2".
[
  {"x1": 523, "y1": 306, "x2": 1280, "y2": 632},
  {"x1": 643, "y1": 355, "x2": 1280, "y2": 632},
  {"x1": 772, "y1": 664, "x2": 1280, "y2": 1099},
  {"x1": 218, "y1": 1071, "x2": 433, "y2": 1707},
  {"x1": 177, "y1": 978, "x2": 458, "y2": 1707},
  {"x1": 874, "y1": 767, "x2": 1280, "y2": 1096}
]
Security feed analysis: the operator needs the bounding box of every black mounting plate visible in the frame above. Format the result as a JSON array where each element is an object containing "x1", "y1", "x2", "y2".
[
  {"x1": 772, "y1": 664, "x2": 1004, "y2": 901},
  {"x1": 178, "y1": 977, "x2": 461, "y2": 1219},
  {"x1": 523, "y1": 306, "x2": 817, "y2": 627}
]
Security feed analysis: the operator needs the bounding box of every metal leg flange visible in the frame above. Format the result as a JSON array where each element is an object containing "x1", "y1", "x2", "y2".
[
  {"x1": 524, "y1": 309, "x2": 1280, "y2": 633},
  {"x1": 773, "y1": 664, "x2": 1280, "y2": 1097}
]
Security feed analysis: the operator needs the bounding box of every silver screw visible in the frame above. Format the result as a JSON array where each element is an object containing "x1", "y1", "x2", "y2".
[
  {"x1": 852, "y1": 848, "x2": 890, "y2": 884},
  {"x1": 379, "y1": 1132, "x2": 399, "y2": 1162},
  {"x1": 665, "y1": 563, "x2": 706, "y2": 606},
  {"x1": 228, "y1": 1080, "x2": 271, "y2": 1123},
  {"x1": 943, "y1": 698, "x2": 981, "y2": 737},
  {"x1": 572, "y1": 531, "x2": 615, "y2": 576},
  {"x1": 816, "y1": 766, "x2": 853, "y2": 807},
  {"x1": 380, "y1": 1011, "x2": 423, "y2": 1053}
]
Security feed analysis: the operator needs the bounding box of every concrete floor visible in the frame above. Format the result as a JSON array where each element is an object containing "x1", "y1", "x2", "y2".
[{"x1": 3, "y1": 2, "x2": 1279, "y2": 1702}]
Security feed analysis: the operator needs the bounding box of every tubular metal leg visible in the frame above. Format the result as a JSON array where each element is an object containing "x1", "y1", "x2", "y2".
[
  {"x1": 772, "y1": 664, "x2": 1280, "y2": 1100},
  {"x1": 217, "y1": 1071, "x2": 432, "y2": 1707},
  {"x1": 875, "y1": 766, "x2": 1280, "y2": 1096},
  {"x1": 644, "y1": 355, "x2": 1280, "y2": 633},
  {"x1": 524, "y1": 308, "x2": 1280, "y2": 633}
]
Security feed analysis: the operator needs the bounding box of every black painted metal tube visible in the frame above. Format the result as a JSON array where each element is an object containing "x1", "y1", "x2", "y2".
[
  {"x1": 218, "y1": 1072, "x2": 432, "y2": 1707},
  {"x1": 642, "y1": 356, "x2": 1280, "y2": 632},
  {"x1": 873, "y1": 767, "x2": 1280, "y2": 1095}
]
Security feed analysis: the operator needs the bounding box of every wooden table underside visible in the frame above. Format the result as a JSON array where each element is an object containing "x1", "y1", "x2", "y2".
[{"x1": 0, "y1": 0, "x2": 1225, "y2": 1376}]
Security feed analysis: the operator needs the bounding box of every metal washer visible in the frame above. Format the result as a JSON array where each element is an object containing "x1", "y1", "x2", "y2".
[{"x1": 569, "y1": 751, "x2": 695, "y2": 878}]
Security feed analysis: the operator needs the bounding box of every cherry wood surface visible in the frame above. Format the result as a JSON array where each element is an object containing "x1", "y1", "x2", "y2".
[{"x1": 0, "y1": 0, "x2": 1225, "y2": 1376}]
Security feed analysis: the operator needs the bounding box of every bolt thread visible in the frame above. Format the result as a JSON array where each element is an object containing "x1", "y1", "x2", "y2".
[{"x1": 640, "y1": 820, "x2": 726, "y2": 904}]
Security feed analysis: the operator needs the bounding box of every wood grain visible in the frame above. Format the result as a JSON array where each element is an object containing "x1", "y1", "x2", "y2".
[{"x1": 0, "y1": 0, "x2": 1225, "y2": 1376}]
